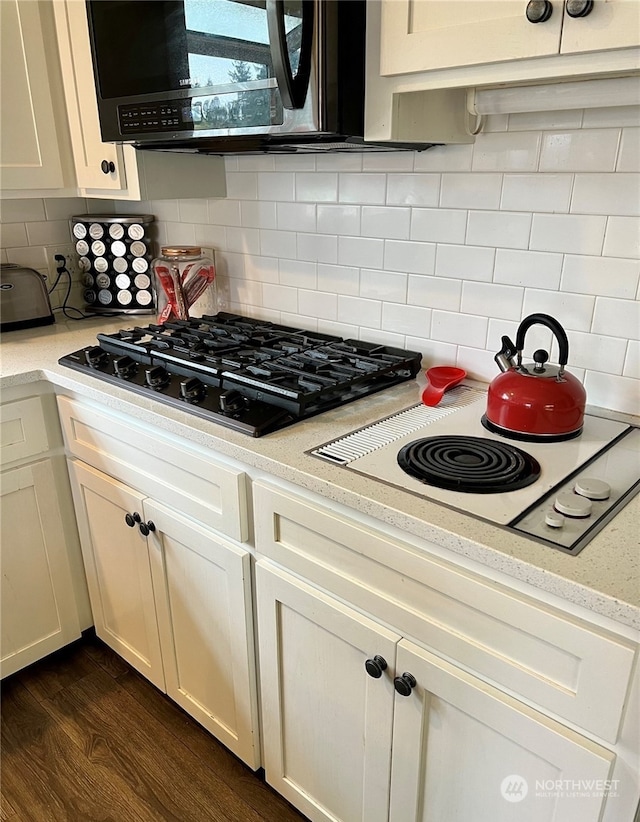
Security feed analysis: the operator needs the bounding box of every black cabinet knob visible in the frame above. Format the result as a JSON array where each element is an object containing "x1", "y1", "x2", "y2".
[
  {"x1": 526, "y1": 0, "x2": 553, "y2": 22},
  {"x1": 124, "y1": 512, "x2": 142, "y2": 527},
  {"x1": 139, "y1": 520, "x2": 156, "y2": 536},
  {"x1": 394, "y1": 672, "x2": 417, "y2": 697},
  {"x1": 365, "y1": 655, "x2": 388, "y2": 679},
  {"x1": 101, "y1": 160, "x2": 116, "y2": 174},
  {"x1": 565, "y1": 0, "x2": 593, "y2": 16}
]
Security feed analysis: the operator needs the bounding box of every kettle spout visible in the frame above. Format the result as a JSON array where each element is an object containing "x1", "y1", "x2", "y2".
[{"x1": 494, "y1": 336, "x2": 517, "y2": 372}]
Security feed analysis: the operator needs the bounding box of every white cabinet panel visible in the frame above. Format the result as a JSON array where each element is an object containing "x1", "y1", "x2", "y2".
[
  {"x1": 562, "y1": 0, "x2": 640, "y2": 53},
  {"x1": 390, "y1": 640, "x2": 615, "y2": 822},
  {"x1": 147, "y1": 499, "x2": 260, "y2": 769},
  {"x1": 69, "y1": 459, "x2": 165, "y2": 690},
  {"x1": 256, "y1": 560, "x2": 399, "y2": 822},
  {"x1": 1, "y1": 460, "x2": 81, "y2": 677},
  {"x1": 0, "y1": 0, "x2": 65, "y2": 189}
]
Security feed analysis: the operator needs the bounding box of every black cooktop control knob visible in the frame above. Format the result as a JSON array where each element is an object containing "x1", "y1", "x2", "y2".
[
  {"x1": 145, "y1": 365, "x2": 170, "y2": 389},
  {"x1": 180, "y1": 377, "x2": 206, "y2": 403},
  {"x1": 219, "y1": 390, "x2": 246, "y2": 415},
  {"x1": 85, "y1": 346, "x2": 108, "y2": 368},
  {"x1": 113, "y1": 355, "x2": 137, "y2": 379}
]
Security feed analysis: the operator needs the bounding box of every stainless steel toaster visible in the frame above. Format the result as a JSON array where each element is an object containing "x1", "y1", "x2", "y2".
[{"x1": 0, "y1": 263, "x2": 54, "y2": 331}]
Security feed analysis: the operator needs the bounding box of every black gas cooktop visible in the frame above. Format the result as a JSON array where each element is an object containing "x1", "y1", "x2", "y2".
[{"x1": 59, "y1": 313, "x2": 422, "y2": 436}]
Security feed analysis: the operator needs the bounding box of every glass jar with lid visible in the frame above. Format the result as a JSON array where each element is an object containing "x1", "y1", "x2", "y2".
[{"x1": 151, "y1": 246, "x2": 216, "y2": 323}]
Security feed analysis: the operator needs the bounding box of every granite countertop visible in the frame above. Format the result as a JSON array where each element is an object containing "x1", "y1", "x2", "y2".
[{"x1": 1, "y1": 317, "x2": 639, "y2": 631}]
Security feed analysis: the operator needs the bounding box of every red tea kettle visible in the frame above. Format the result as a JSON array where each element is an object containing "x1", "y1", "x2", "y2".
[{"x1": 482, "y1": 313, "x2": 586, "y2": 442}]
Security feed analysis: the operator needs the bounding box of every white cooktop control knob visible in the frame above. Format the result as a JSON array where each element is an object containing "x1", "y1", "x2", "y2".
[
  {"x1": 544, "y1": 510, "x2": 565, "y2": 528},
  {"x1": 574, "y1": 478, "x2": 611, "y2": 500},
  {"x1": 555, "y1": 492, "x2": 593, "y2": 518}
]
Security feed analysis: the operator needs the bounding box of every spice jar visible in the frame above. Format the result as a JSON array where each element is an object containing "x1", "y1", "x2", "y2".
[{"x1": 151, "y1": 246, "x2": 216, "y2": 323}]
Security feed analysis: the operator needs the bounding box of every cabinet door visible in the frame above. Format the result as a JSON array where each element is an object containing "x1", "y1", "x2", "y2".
[
  {"x1": 389, "y1": 640, "x2": 614, "y2": 822},
  {"x1": 380, "y1": 0, "x2": 563, "y2": 76},
  {"x1": 1, "y1": 460, "x2": 81, "y2": 677},
  {"x1": 52, "y1": 0, "x2": 127, "y2": 193},
  {"x1": 68, "y1": 460, "x2": 165, "y2": 690},
  {"x1": 145, "y1": 499, "x2": 260, "y2": 769},
  {"x1": 0, "y1": 0, "x2": 65, "y2": 189},
  {"x1": 256, "y1": 560, "x2": 399, "y2": 822},
  {"x1": 561, "y1": 0, "x2": 640, "y2": 54}
]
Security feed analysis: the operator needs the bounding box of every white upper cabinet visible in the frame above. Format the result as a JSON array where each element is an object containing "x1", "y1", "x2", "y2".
[
  {"x1": 379, "y1": 0, "x2": 640, "y2": 79},
  {"x1": 0, "y1": 0, "x2": 71, "y2": 191}
]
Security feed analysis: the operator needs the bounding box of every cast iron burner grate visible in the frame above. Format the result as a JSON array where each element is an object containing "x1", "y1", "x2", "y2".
[{"x1": 397, "y1": 436, "x2": 541, "y2": 493}]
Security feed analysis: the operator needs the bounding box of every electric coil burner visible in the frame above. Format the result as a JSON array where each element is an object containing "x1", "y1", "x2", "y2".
[
  {"x1": 58, "y1": 312, "x2": 422, "y2": 437},
  {"x1": 397, "y1": 436, "x2": 541, "y2": 493}
]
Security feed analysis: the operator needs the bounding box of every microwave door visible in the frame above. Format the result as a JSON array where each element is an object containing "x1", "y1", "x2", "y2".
[{"x1": 266, "y1": 0, "x2": 314, "y2": 109}]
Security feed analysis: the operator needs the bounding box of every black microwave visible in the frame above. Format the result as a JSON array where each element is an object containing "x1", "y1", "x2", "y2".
[{"x1": 86, "y1": 0, "x2": 427, "y2": 154}]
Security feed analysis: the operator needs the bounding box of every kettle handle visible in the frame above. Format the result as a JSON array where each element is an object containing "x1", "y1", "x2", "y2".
[{"x1": 515, "y1": 313, "x2": 569, "y2": 369}]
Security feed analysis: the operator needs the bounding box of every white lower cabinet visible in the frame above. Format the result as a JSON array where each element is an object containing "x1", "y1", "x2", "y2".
[
  {"x1": 253, "y1": 480, "x2": 638, "y2": 822},
  {"x1": 0, "y1": 459, "x2": 81, "y2": 676},
  {"x1": 68, "y1": 458, "x2": 259, "y2": 769},
  {"x1": 256, "y1": 561, "x2": 615, "y2": 822}
]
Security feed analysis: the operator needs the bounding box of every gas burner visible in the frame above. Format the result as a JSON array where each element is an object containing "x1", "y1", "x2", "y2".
[{"x1": 397, "y1": 436, "x2": 540, "y2": 493}]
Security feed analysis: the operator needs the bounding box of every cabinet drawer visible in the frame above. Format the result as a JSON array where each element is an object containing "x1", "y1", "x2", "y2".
[
  {"x1": 57, "y1": 396, "x2": 248, "y2": 542},
  {"x1": 0, "y1": 396, "x2": 50, "y2": 465},
  {"x1": 254, "y1": 480, "x2": 636, "y2": 744}
]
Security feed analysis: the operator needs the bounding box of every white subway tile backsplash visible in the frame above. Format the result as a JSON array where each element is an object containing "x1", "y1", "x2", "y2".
[
  {"x1": 338, "y1": 235, "x2": 384, "y2": 268},
  {"x1": 435, "y1": 244, "x2": 494, "y2": 282},
  {"x1": 501, "y1": 174, "x2": 572, "y2": 213},
  {"x1": 410, "y1": 207, "x2": 467, "y2": 244},
  {"x1": 3, "y1": 108, "x2": 637, "y2": 416},
  {"x1": 260, "y1": 229, "x2": 297, "y2": 259},
  {"x1": 317, "y1": 263, "x2": 360, "y2": 295},
  {"x1": 362, "y1": 152, "x2": 414, "y2": 172},
  {"x1": 530, "y1": 213, "x2": 606, "y2": 255},
  {"x1": 337, "y1": 295, "x2": 381, "y2": 328},
  {"x1": 339, "y1": 173, "x2": 386, "y2": 204},
  {"x1": 407, "y1": 275, "x2": 461, "y2": 311},
  {"x1": 616, "y1": 128, "x2": 640, "y2": 172},
  {"x1": 225, "y1": 172, "x2": 258, "y2": 200},
  {"x1": 382, "y1": 303, "x2": 431, "y2": 338},
  {"x1": 522, "y1": 288, "x2": 595, "y2": 332},
  {"x1": 566, "y1": 330, "x2": 627, "y2": 375},
  {"x1": 540, "y1": 130, "x2": 620, "y2": 172},
  {"x1": 295, "y1": 172, "x2": 338, "y2": 203},
  {"x1": 276, "y1": 202, "x2": 316, "y2": 233},
  {"x1": 583, "y1": 371, "x2": 639, "y2": 415},
  {"x1": 361, "y1": 206, "x2": 411, "y2": 240},
  {"x1": 603, "y1": 216, "x2": 640, "y2": 259},
  {"x1": 257, "y1": 172, "x2": 295, "y2": 201},
  {"x1": 432, "y1": 310, "x2": 488, "y2": 349},
  {"x1": 386, "y1": 174, "x2": 440, "y2": 206},
  {"x1": 494, "y1": 248, "x2": 563, "y2": 289},
  {"x1": 279, "y1": 259, "x2": 317, "y2": 289},
  {"x1": 471, "y1": 131, "x2": 541, "y2": 172},
  {"x1": 440, "y1": 173, "x2": 502, "y2": 209},
  {"x1": 466, "y1": 211, "x2": 531, "y2": 249},
  {"x1": 240, "y1": 201, "x2": 277, "y2": 229},
  {"x1": 561, "y1": 255, "x2": 640, "y2": 299},
  {"x1": 299, "y1": 289, "x2": 338, "y2": 320},
  {"x1": 572, "y1": 174, "x2": 640, "y2": 217},
  {"x1": 623, "y1": 340, "x2": 640, "y2": 379},
  {"x1": 384, "y1": 239, "x2": 435, "y2": 276},
  {"x1": 592, "y1": 296, "x2": 640, "y2": 341},
  {"x1": 317, "y1": 204, "x2": 360, "y2": 236},
  {"x1": 360, "y1": 268, "x2": 407, "y2": 303},
  {"x1": 297, "y1": 233, "x2": 338, "y2": 264},
  {"x1": 413, "y1": 144, "x2": 473, "y2": 172},
  {"x1": 461, "y1": 281, "x2": 524, "y2": 320}
]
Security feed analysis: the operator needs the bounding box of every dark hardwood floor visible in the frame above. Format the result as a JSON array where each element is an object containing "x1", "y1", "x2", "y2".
[{"x1": 1, "y1": 634, "x2": 309, "y2": 822}]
